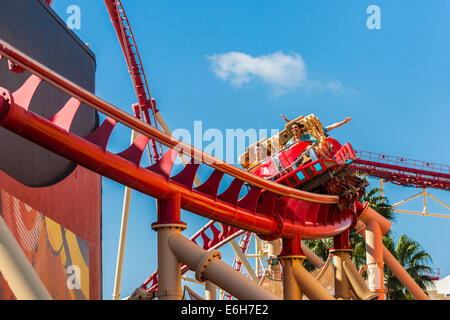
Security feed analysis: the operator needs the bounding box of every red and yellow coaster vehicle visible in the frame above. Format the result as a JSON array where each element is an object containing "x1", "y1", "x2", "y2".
[{"x1": 239, "y1": 114, "x2": 367, "y2": 208}]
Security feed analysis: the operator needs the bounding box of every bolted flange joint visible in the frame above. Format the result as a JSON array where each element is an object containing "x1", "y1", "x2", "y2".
[
  {"x1": 151, "y1": 222, "x2": 187, "y2": 232},
  {"x1": 0, "y1": 88, "x2": 13, "y2": 122},
  {"x1": 329, "y1": 247, "x2": 353, "y2": 254},
  {"x1": 258, "y1": 212, "x2": 283, "y2": 241},
  {"x1": 194, "y1": 250, "x2": 221, "y2": 282},
  {"x1": 8, "y1": 60, "x2": 25, "y2": 74}
]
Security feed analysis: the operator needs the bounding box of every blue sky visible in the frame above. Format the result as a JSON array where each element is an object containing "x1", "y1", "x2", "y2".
[{"x1": 51, "y1": 0, "x2": 450, "y2": 299}]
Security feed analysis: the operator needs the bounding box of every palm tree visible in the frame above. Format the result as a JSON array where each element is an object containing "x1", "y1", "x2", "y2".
[
  {"x1": 350, "y1": 187, "x2": 396, "y2": 269},
  {"x1": 361, "y1": 187, "x2": 396, "y2": 222},
  {"x1": 357, "y1": 188, "x2": 434, "y2": 299},
  {"x1": 383, "y1": 234, "x2": 434, "y2": 300},
  {"x1": 303, "y1": 238, "x2": 333, "y2": 272},
  {"x1": 304, "y1": 187, "x2": 395, "y2": 271},
  {"x1": 303, "y1": 186, "x2": 434, "y2": 300}
]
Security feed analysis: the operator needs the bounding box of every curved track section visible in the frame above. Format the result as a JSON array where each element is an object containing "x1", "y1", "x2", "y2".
[
  {"x1": 104, "y1": 0, "x2": 162, "y2": 162},
  {"x1": 0, "y1": 82, "x2": 352, "y2": 239},
  {"x1": 0, "y1": 41, "x2": 354, "y2": 238},
  {"x1": 0, "y1": 40, "x2": 358, "y2": 289},
  {"x1": 0, "y1": 40, "x2": 338, "y2": 206}
]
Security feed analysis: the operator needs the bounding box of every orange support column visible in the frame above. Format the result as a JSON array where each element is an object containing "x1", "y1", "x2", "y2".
[
  {"x1": 356, "y1": 220, "x2": 429, "y2": 300},
  {"x1": 356, "y1": 202, "x2": 390, "y2": 300},
  {"x1": 278, "y1": 235, "x2": 305, "y2": 300},
  {"x1": 151, "y1": 193, "x2": 186, "y2": 300},
  {"x1": 330, "y1": 231, "x2": 352, "y2": 300},
  {"x1": 167, "y1": 233, "x2": 279, "y2": 300},
  {"x1": 365, "y1": 219, "x2": 385, "y2": 300}
]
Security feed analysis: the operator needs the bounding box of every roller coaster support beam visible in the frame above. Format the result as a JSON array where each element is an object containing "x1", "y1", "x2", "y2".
[
  {"x1": 330, "y1": 231, "x2": 352, "y2": 300},
  {"x1": 254, "y1": 236, "x2": 263, "y2": 277},
  {"x1": 392, "y1": 188, "x2": 450, "y2": 219},
  {"x1": 266, "y1": 239, "x2": 282, "y2": 286},
  {"x1": 151, "y1": 194, "x2": 186, "y2": 300},
  {"x1": 356, "y1": 203, "x2": 389, "y2": 300},
  {"x1": 355, "y1": 202, "x2": 430, "y2": 300},
  {"x1": 331, "y1": 228, "x2": 378, "y2": 300},
  {"x1": 291, "y1": 264, "x2": 336, "y2": 300},
  {"x1": 341, "y1": 253, "x2": 378, "y2": 300},
  {"x1": 204, "y1": 281, "x2": 217, "y2": 300},
  {"x1": 301, "y1": 242, "x2": 325, "y2": 268},
  {"x1": 278, "y1": 234, "x2": 336, "y2": 300},
  {"x1": 379, "y1": 178, "x2": 384, "y2": 200},
  {"x1": 279, "y1": 234, "x2": 335, "y2": 300},
  {"x1": 381, "y1": 241, "x2": 429, "y2": 300},
  {"x1": 278, "y1": 235, "x2": 305, "y2": 300},
  {"x1": 355, "y1": 220, "x2": 430, "y2": 300},
  {"x1": 112, "y1": 129, "x2": 138, "y2": 300},
  {"x1": 365, "y1": 219, "x2": 385, "y2": 299},
  {"x1": 168, "y1": 233, "x2": 279, "y2": 300},
  {"x1": 0, "y1": 215, "x2": 52, "y2": 300},
  {"x1": 229, "y1": 239, "x2": 259, "y2": 283}
]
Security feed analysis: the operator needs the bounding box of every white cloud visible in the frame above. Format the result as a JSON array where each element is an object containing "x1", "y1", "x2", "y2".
[
  {"x1": 207, "y1": 51, "x2": 348, "y2": 96},
  {"x1": 323, "y1": 80, "x2": 343, "y2": 91}
]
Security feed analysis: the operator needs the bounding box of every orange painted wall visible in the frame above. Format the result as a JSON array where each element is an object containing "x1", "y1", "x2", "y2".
[{"x1": 0, "y1": 165, "x2": 102, "y2": 300}]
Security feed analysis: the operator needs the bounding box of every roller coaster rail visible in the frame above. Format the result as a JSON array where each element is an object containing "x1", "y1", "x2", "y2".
[
  {"x1": 352, "y1": 150, "x2": 450, "y2": 191},
  {"x1": 0, "y1": 1, "x2": 439, "y2": 301}
]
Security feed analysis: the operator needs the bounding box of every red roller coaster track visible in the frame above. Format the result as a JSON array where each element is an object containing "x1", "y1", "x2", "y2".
[
  {"x1": 351, "y1": 150, "x2": 450, "y2": 191},
  {"x1": 99, "y1": 0, "x2": 449, "y2": 292},
  {"x1": 6, "y1": 1, "x2": 445, "y2": 298},
  {"x1": 0, "y1": 39, "x2": 357, "y2": 238},
  {"x1": 104, "y1": 0, "x2": 162, "y2": 163},
  {"x1": 0, "y1": 38, "x2": 363, "y2": 296}
]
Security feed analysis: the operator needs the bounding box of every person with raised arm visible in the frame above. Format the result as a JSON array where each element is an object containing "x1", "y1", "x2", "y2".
[
  {"x1": 285, "y1": 122, "x2": 319, "y2": 162},
  {"x1": 280, "y1": 114, "x2": 352, "y2": 135}
]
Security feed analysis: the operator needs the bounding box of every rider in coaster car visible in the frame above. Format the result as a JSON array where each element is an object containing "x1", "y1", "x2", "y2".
[
  {"x1": 281, "y1": 114, "x2": 352, "y2": 136},
  {"x1": 285, "y1": 122, "x2": 319, "y2": 162},
  {"x1": 249, "y1": 142, "x2": 267, "y2": 167}
]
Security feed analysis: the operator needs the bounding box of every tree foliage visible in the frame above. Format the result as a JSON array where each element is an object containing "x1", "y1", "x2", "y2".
[{"x1": 303, "y1": 187, "x2": 434, "y2": 299}]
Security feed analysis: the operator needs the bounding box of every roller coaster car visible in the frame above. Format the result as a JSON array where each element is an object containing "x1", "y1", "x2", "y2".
[{"x1": 239, "y1": 114, "x2": 367, "y2": 207}]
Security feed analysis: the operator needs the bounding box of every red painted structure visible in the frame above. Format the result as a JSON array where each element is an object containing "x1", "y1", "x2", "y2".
[
  {"x1": 0, "y1": 166, "x2": 102, "y2": 299},
  {"x1": 104, "y1": 0, "x2": 162, "y2": 163},
  {"x1": 0, "y1": 0, "x2": 101, "y2": 300},
  {"x1": 0, "y1": 37, "x2": 373, "y2": 298},
  {"x1": 0, "y1": 62, "x2": 352, "y2": 239},
  {"x1": 0, "y1": 1, "x2": 443, "y2": 300},
  {"x1": 419, "y1": 268, "x2": 440, "y2": 281},
  {"x1": 351, "y1": 150, "x2": 450, "y2": 191},
  {"x1": 224, "y1": 232, "x2": 254, "y2": 300},
  {"x1": 350, "y1": 150, "x2": 448, "y2": 282},
  {"x1": 0, "y1": 39, "x2": 365, "y2": 290}
]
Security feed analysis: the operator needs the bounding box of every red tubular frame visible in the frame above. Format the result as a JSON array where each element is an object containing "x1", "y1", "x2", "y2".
[
  {"x1": 0, "y1": 40, "x2": 361, "y2": 296},
  {"x1": 0, "y1": 98, "x2": 278, "y2": 236},
  {"x1": 104, "y1": 0, "x2": 161, "y2": 162},
  {"x1": 0, "y1": 39, "x2": 357, "y2": 243},
  {"x1": 352, "y1": 150, "x2": 450, "y2": 190},
  {"x1": 0, "y1": 88, "x2": 356, "y2": 240},
  {"x1": 0, "y1": 39, "x2": 338, "y2": 205}
]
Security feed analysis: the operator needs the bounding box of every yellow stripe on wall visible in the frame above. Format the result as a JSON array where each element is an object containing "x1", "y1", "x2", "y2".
[{"x1": 65, "y1": 229, "x2": 90, "y2": 300}]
